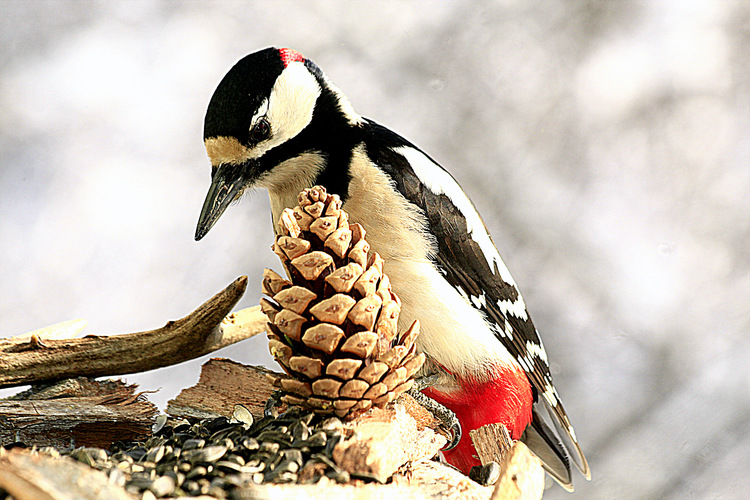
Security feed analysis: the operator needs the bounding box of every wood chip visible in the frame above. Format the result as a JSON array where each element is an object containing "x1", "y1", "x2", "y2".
[
  {"x1": 289, "y1": 356, "x2": 324, "y2": 379},
  {"x1": 304, "y1": 201, "x2": 325, "y2": 218},
  {"x1": 339, "y1": 379, "x2": 370, "y2": 399},
  {"x1": 291, "y1": 251, "x2": 334, "y2": 281},
  {"x1": 277, "y1": 236, "x2": 311, "y2": 260},
  {"x1": 311, "y1": 378, "x2": 343, "y2": 398},
  {"x1": 325, "y1": 358, "x2": 363, "y2": 380},
  {"x1": 262, "y1": 268, "x2": 291, "y2": 296},
  {"x1": 381, "y1": 367, "x2": 408, "y2": 391},
  {"x1": 324, "y1": 228, "x2": 352, "y2": 258},
  {"x1": 309, "y1": 294, "x2": 356, "y2": 324},
  {"x1": 278, "y1": 208, "x2": 301, "y2": 237},
  {"x1": 357, "y1": 361, "x2": 388, "y2": 385},
  {"x1": 325, "y1": 262, "x2": 363, "y2": 293},
  {"x1": 375, "y1": 300, "x2": 400, "y2": 342},
  {"x1": 353, "y1": 266, "x2": 381, "y2": 297},
  {"x1": 280, "y1": 378, "x2": 313, "y2": 397},
  {"x1": 273, "y1": 286, "x2": 317, "y2": 315},
  {"x1": 273, "y1": 309, "x2": 307, "y2": 341},
  {"x1": 363, "y1": 382, "x2": 388, "y2": 400},
  {"x1": 267, "y1": 339, "x2": 293, "y2": 365},
  {"x1": 340, "y1": 332, "x2": 378, "y2": 359},
  {"x1": 301, "y1": 324, "x2": 345, "y2": 355},
  {"x1": 292, "y1": 206, "x2": 314, "y2": 231},
  {"x1": 348, "y1": 295, "x2": 383, "y2": 331},
  {"x1": 310, "y1": 216, "x2": 338, "y2": 241}
]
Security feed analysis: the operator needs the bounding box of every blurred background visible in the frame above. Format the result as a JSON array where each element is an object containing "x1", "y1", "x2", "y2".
[{"x1": 1, "y1": 1, "x2": 748, "y2": 498}]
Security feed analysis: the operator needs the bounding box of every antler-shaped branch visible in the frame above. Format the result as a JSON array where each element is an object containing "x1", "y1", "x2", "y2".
[{"x1": 0, "y1": 277, "x2": 267, "y2": 389}]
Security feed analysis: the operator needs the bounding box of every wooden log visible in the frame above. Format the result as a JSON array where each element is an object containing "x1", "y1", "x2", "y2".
[
  {"x1": 0, "y1": 276, "x2": 270, "y2": 389},
  {"x1": 0, "y1": 378, "x2": 156, "y2": 449},
  {"x1": 0, "y1": 448, "x2": 132, "y2": 500},
  {"x1": 166, "y1": 358, "x2": 279, "y2": 420}
]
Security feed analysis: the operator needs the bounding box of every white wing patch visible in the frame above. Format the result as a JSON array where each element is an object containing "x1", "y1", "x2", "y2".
[
  {"x1": 395, "y1": 146, "x2": 515, "y2": 283},
  {"x1": 395, "y1": 146, "x2": 528, "y2": 321}
]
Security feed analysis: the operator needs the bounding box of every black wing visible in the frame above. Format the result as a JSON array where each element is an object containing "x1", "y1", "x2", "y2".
[{"x1": 361, "y1": 120, "x2": 589, "y2": 482}]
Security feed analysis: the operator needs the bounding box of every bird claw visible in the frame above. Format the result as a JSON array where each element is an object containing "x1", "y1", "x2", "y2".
[
  {"x1": 407, "y1": 386, "x2": 462, "y2": 450},
  {"x1": 264, "y1": 389, "x2": 283, "y2": 417}
]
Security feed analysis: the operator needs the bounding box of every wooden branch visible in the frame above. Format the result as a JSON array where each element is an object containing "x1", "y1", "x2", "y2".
[
  {"x1": 0, "y1": 448, "x2": 132, "y2": 500},
  {"x1": 166, "y1": 358, "x2": 279, "y2": 420},
  {"x1": 0, "y1": 378, "x2": 157, "y2": 449},
  {"x1": 0, "y1": 276, "x2": 269, "y2": 389}
]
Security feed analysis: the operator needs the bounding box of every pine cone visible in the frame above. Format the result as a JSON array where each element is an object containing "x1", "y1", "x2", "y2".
[{"x1": 261, "y1": 185, "x2": 425, "y2": 419}]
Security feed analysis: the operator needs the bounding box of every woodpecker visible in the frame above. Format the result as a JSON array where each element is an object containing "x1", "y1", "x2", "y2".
[{"x1": 195, "y1": 47, "x2": 590, "y2": 490}]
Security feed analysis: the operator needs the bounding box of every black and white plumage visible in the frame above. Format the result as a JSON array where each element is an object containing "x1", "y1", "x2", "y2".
[{"x1": 195, "y1": 47, "x2": 590, "y2": 490}]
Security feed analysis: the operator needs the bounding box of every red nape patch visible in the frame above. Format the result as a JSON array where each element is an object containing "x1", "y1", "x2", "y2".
[
  {"x1": 279, "y1": 48, "x2": 305, "y2": 67},
  {"x1": 423, "y1": 367, "x2": 533, "y2": 474}
]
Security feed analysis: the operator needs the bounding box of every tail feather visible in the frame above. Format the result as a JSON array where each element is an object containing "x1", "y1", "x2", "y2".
[{"x1": 521, "y1": 409, "x2": 573, "y2": 492}]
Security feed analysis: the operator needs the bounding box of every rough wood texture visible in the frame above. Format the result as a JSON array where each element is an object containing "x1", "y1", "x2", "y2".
[
  {"x1": 0, "y1": 378, "x2": 156, "y2": 449},
  {"x1": 490, "y1": 442, "x2": 545, "y2": 500},
  {"x1": 470, "y1": 422, "x2": 513, "y2": 465},
  {"x1": 0, "y1": 448, "x2": 132, "y2": 500},
  {"x1": 0, "y1": 276, "x2": 269, "y2": 389},
  {"x1": 332, "y1": 396, "x2": 447, "y2": 482},
  {"x1": 166, "y1": 358, "x2": 279, "y2": 420}
]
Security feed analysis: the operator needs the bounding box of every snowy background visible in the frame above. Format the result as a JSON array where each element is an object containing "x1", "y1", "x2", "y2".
[{"x1": 2, "y1": 1, "x2": 749, "y2": 498}]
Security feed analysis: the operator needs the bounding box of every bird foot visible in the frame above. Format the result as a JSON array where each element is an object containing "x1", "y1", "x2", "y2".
[{"x1": 407, "y1": 383, "x2": 462, "y2": 451}]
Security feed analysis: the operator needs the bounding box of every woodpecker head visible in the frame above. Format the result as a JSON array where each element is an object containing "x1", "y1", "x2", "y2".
[{"x1": 195, "y1": 47, "x2": 361, "y2": 240}]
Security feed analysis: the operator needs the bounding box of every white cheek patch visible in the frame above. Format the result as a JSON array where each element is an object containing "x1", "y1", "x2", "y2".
[{"x1": 243, "y1": 62, "x2": 321, "y2": 160}]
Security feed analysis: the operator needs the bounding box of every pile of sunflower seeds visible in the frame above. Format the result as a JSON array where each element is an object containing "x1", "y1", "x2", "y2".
[{"x1": 41, "y1": 405, "x2": 357, "y2": 498}]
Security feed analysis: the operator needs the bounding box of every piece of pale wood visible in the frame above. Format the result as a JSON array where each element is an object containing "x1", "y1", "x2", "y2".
[
  {"x1": 470, "y1": 422, "x2": 514, "y2": 466},
  {"x1": 0, "y1": 276, "x2": 267, "y2": 389},
  {"x1": 332, "y1": 395, "x2": 448, "y2": 482},
  {"x1": 0, "y1": 449, "x2": 132, "y2": 500},
  {"x1": 0, "y1": 378, "x2": 156, "y2": 449},
  {"x1": 490, "y1": 442, "x2": 545, "y2": 500}
]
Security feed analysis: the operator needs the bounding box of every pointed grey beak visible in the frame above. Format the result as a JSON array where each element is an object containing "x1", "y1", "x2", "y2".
[{"x1": 195, "y1": 166, "x2": 247, "y2": 241}]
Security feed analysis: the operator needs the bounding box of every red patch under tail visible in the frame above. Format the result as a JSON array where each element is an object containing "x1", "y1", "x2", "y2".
[{"x1": 423, "y1": 366, "x2": 533, "y2": 473}]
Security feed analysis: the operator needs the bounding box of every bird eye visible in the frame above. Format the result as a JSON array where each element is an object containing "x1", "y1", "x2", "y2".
[{"x1": 250, "y1": 117, "x2": 271, "y2": 143}]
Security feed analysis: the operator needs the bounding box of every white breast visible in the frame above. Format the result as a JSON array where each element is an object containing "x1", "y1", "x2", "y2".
[{"x1": 344, "y1": 146, "x2": 518, "y2": 380}]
